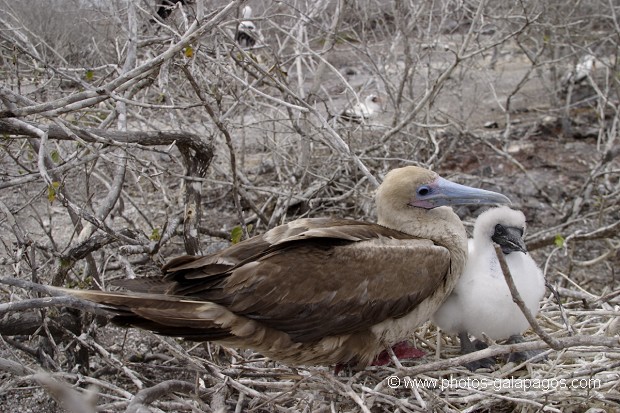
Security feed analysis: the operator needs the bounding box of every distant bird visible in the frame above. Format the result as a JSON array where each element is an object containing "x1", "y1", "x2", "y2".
[
  {"x1": 58, "y1": 167, "x2": 510, "y2": 368},
  {"x1": 562, "y1": 54, "x2": 596, "y2": 87},
  {"x1": 235, "y1": 6, "x2": 260, "y2": 49},
  {"x1": 155, "y1": 0, "x2": 186, "y2": 20},
  {"x1": 339, "y1": 94, "x2": 383, "y2": 123},
  {"x1": 432, "y1": 206, "x2": 546, "y2": 370}
]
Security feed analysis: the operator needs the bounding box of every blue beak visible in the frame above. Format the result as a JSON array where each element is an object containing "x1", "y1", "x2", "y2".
[{"x1": 411, "y1": 177, "x2": 511, "y2": 209}]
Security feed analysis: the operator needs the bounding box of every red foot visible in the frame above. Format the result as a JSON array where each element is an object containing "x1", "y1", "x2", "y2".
[
  {"x1": 334, "y1": 363, "x2": 346, "y2": 375},
  {"x1": 334, "y1": 342, "x2": 425, "y2": 373},
  {"x1": 371, "y1": 341, "x2": 426, "y2": 366}
]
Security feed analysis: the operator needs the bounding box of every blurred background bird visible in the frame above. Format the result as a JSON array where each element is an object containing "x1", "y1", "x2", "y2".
[
  {"x1": 236, "y1": 6, "x2": 262, "y2": 50},
  {"x1": 339, "y1": 94, "x2": 383, "y2": 123},
  {"x1": 561, "y1": 54, "x2": 596, "y2": 88}
]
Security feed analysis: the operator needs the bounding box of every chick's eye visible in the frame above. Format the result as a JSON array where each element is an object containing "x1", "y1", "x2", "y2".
[
  {"x1": 494, "y1": 224, "x2": 506, "y2": 235},
  {"x1": 417, "y1": 186, "x2": 431, "y2": 196}
]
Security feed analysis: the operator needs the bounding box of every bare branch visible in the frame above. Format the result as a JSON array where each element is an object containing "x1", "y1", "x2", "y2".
[
  {"x1": 494, "y1": 243, "x2": 562, "y2": 350},
  {"x1": 125, "y1": 380, "x2": 197, "y2": 413}
]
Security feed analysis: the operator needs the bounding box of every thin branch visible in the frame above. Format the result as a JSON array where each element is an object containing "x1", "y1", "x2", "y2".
[
  {"x1": 125, "y1": 380, "x2": 197, "y2": 413},
  {"x1": 181, "y1": 64, "x2": 246, "y2": 239},
  {"x1": 493, "y1": 243, "x2": 562, "y2": 350},
  {"x1": 0, "y1": 118, "x2": 214, "y2": 159},
  {"x1": 0, "y1": 296, "x2": 111, "y2": 317},
  {"x1": 0, "y1": 357, "x2": 36, "y2": 376}
]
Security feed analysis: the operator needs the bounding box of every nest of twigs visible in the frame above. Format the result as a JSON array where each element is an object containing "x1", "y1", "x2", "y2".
[{"x1": 0, "y1": 266, "x2": 618, "y2": 413}]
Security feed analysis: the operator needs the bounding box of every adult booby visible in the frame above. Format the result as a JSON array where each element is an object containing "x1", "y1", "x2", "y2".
[
  {"x1": 432, "y1": 206, "x2": 546, "y2": 370},
  {"x1": 339, "y1": 95, "x2": 382, "y2": 123},
  {"x1": 235, "y1": 6, "x2": 260, "y2": 49},
  {"x1": 59, "y1": 167, "x2": 510, "y2": 368}
]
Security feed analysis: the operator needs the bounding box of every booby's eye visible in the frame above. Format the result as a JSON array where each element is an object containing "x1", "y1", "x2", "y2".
[
  {"x1": 494, "y1": 224, "x2": 506, "y2": 235},
  {"x1": 417, "y1": 186, "x2": 431, "y2": 196}
]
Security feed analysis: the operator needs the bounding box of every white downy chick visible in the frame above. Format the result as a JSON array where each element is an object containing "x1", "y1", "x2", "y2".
[{"x1": 432, "y1": 206, "x2": 546, "y2": 369}]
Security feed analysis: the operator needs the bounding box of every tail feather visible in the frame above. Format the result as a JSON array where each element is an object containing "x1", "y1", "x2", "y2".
[
  {"x1": 54, "y1": 287, "x2": 379, "y2": 366},
  {"x1": 56, "y1": 287, "x2": 235, "y2": 341}
]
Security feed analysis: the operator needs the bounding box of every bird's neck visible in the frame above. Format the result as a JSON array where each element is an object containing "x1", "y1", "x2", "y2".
[{"x1": 377, "y1": 206, "x2": 467, "y2": 260}]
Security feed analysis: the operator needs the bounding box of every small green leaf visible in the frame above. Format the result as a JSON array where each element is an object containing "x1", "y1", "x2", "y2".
[
  {"x1": 150, "y1": 228, "x2": 161, "y2": 241},
  {"x1": 48, "y1": 181, "x2": 61, "y2": 203},
  {"x1": 85, "y1": 69, "x2": 94, "y2": 80},
  {"x1": 554, "y1": 234, "x2": 565, "y2": 248},
  {"x1": 50, "y1": 149, "x2": 61, "y2": 163},
  {"x1": 184, "y1": 46, "x2": 194, "y2": 58},
  {"x1": 230, "y1": 226, "x2": 243, "y2": 244}
]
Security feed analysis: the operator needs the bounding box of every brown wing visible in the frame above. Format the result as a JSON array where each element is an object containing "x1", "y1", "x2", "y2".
[
  {"x1": 161, "y1": 217, "x2": 380, "y2": 274},
  {"x1": 159, "y1": 218, "x2": 451, "y2": 342}
]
